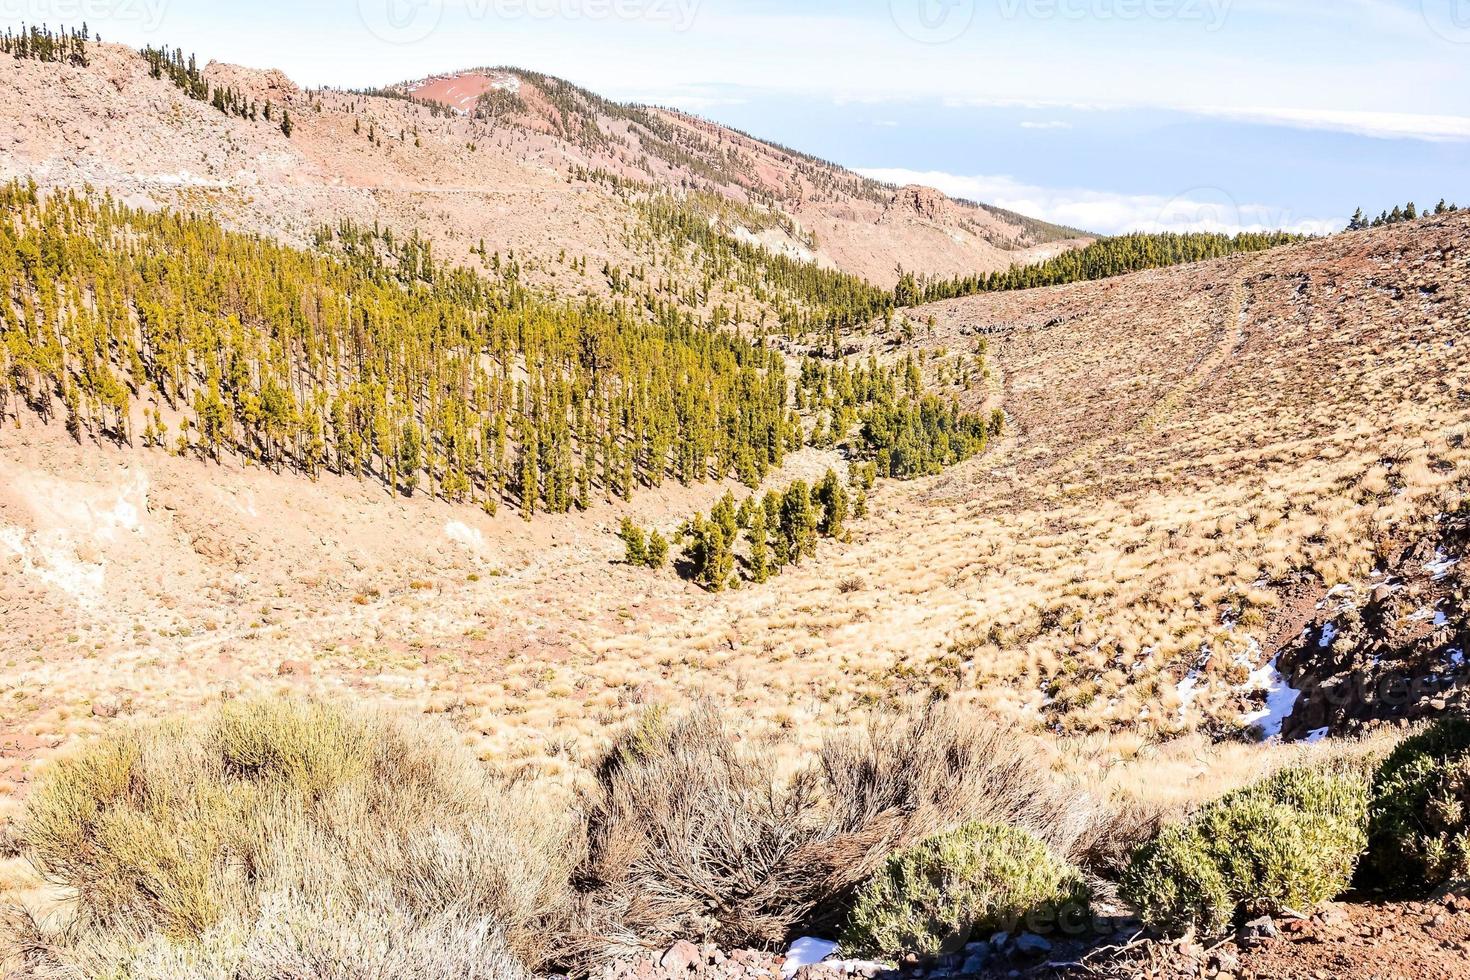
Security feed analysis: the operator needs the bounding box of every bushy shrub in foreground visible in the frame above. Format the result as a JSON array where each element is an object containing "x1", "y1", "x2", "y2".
[
  {"x1": 7, "y1": 697, "x2": 576, "y2": 980},
  {"x1": 841, "y1": 822, "x2": 1089, "y2": 960},
  {"x1": 1365, "y1": 717, "x2": 1470, "y2": 894},
  {"x1": 1121, "y1": 764, "x2": 1369, "y2": 936}
]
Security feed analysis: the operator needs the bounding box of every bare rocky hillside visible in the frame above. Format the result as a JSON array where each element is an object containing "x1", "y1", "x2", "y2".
[{"x1": 0, "y1": 45, "x2": 1083, "y2": 297}]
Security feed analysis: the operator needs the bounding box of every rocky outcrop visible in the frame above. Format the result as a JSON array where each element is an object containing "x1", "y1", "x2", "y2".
[
  {"x1": 886, "y1": 185, "x2": 954, "y2": 224},
  {"x1": 1276, "y1": 510, "x2": 1470, "y2": 740}
]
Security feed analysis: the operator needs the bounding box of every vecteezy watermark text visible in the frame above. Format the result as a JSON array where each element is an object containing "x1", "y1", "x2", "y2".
[
  {"x1": 892, "y1": 0, "x2": 1231, "y2": 44},
  {"x1": 0, "y1": 0, "x2": 169, "y2": 32},
  {"x1": 359, "y1": 0, "x2": 701, "y2": 46},
  {"x1": 1000, "y1": 0, "x2": 1231, "y2": 30}
]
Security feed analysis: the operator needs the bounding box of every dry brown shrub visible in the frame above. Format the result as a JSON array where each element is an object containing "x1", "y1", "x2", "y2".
[
  {"x1": 571, "y1": 700, "x2": 1113, "y2": 959},
  {"x1": 570, "y1": 704, "x2": 837, "y2": 958},
  {"x1": 819, "y1": 701, "x2": 1104, "y2": 875}
]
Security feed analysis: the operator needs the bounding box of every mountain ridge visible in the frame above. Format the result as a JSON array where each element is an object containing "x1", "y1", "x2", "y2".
[{"x1": 0, "y1": 43, "x2": 1089, "y2": 304}]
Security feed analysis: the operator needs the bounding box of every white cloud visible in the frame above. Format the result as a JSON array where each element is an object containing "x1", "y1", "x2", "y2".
[
  {"x1": 858, "y1": 168, "x2": 1345, "y2": 236},
  {"x1": 643, "y1": 94, "x2": 750, "y2": 111},
  {"x1": 942, "y1": 97, "x2": 1470, "y2": 143},
  {"x1": 1192, "y1": 106, "x2": 1470, "y2": 143},
  {"x1": 1020, "y1": 120, "x2": 1072, "y2": 130}
]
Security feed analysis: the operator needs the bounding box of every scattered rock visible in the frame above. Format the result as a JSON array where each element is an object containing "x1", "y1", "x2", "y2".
[
  {"x1": 276, "y1": 659, "x2": 311, "y2": 677},
  {"x1": 1239, "y1": 916, "x2": 1280, "y2": 946},
  {"x1": 91, "y1": 696, "x2": 120, "y2": 718},
  {"x1": 660, "y1": 940, "x2": 701, "y2": 973},
  {"x1": 959, "y1": 946, "x2": 989, "y2": 975},
  {"x1": 1013, "y1": 934, "x2": 1051, "y2": 956}
]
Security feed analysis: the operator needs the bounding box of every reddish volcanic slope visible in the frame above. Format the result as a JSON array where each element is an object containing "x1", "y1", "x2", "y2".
[{"x1": 406, "y1": 70, "x2": 519, "y2": 114}]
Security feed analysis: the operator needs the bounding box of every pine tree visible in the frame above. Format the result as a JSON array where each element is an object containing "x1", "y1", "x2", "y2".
[
  {"x1": 280, "y1": 110, "x2": 293, "y2": 138},
  {"x1": 780, "y1": 481, "x2": 817, "y2": 565},
  {"x1": 763, "y1": 492, "x2": 788, "y2": 567},
  {"x1": 397, "y1": 422, "x2": 422, "y2": 495},
  {"x1": 647, "y1": 530, "x2": 669, "y2": 569},
  {"x1": 619, "y1": 517, "x2": 647, "y2": 565},
  {"x1": 746, "y1": 505, "x2": 769, "y2": 583},
  {"x1": 815, "y1": 468, "x2": 848, "y2": 540},
  {"x1": 682, "y1": 514, "x2": 734, "y2": 591}
]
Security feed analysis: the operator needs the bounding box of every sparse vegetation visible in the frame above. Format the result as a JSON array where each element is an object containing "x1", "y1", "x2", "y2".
[
  {"x1": 1347, "y1": 199, "x2": 1459, "y2": 231},
  {"x1": 902, "y1": 231, "x2": 1307, "y2": 305},
  {"x1": 0, "y1": 24, "x2": 89, "y2": 65},
  {"x1": 2, "y1": 698, "x2": 1124, "y2": 976},
  {"x1": 141, "y1": 42, "x2": 269, "y2": 122}
]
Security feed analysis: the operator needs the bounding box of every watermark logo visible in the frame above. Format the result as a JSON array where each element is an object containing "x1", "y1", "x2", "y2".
[
  {"x1": 1001, "y1": 0, "x2": 1232, "y2": 31},
  {"x1": 890, "y1": 0, "x2": 977, "y2": 44},
  {"x1": 360, "y1": 0, "x2": 700, "y2": 44},
  {"x1": 894, "y1": 0, "x2": 1233, "y2": 45},
  {"x1": 359, "y1": 0, "x2": 445, "y2": 45},
  {"x1": 0, "y1": 0, "x2": 169, "y2": 33},
  {"x1": 1155, "y1": 187, "x2": 1248, "y2": 234},
  {"x1": 1422, "y1": 0, "x2": 1470, "y2": 44},
  {"x1": 1147, "y1": 187, "x2": 1336, "y2": 236}
]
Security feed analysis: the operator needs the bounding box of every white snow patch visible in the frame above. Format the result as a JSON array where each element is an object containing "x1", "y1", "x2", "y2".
[
  {"x1": 1306, "y1": 727, "x2": 1330, "y2": 743},
  {"x1": 1319, "y1": 622, "x2": 1338, "y2": 648},
  {"x1": 783, "y1": 938, "x2": 838, "y2": 978},
  {"x1": 1, "y1": 524, "x2": 105, "y2": 601},
  {"x1": 1425, "y1": 551, "x2": 1459, "y2": 580},
  {"x1": 1241, "y1": 656, "x2": 1301, "y2": 741},
  {"x1": 445, "y1": 521, "x2": 485, "y2": 550},
  {"x1": 1176, "y1": 673, "x2": 1204, "y2": 717},
  {"x1": 730, "y1": 225, "x2": 816, "y2": 264},
  {"x1": 0, "y1": 469, "x2": 148, "y2": 604}
]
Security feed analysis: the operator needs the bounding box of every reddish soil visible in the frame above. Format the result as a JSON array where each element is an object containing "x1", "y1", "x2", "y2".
[
  {"x1": 1051, "y1": 897, "x2": 1470, "y2": 979},
  {"x1": 407, "y1": 71, "x2": 510, "y2": 113}
]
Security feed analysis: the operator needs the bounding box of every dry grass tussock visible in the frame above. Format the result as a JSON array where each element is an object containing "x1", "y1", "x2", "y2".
[
  {"x1": 5, "y1": 697, "x2": 1132, "y2": 978},
  {"x1": 2, "y1": 697, "x2": 578, "y2": 979}
]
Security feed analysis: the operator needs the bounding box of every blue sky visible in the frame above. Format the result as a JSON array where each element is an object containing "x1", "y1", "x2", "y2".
[{"x1": 13, "y1": 0, "x2": 1469, "y2": 234}]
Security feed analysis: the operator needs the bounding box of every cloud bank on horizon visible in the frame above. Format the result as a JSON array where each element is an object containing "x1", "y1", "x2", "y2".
[{"x1": 857, "y1": 168, "x2": 1347, "y2": 237}]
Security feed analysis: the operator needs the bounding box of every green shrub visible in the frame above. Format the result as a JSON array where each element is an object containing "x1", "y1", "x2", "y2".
[
  {"x1": 1365, "y1": 717, "x2": 1470, "y2": 894},
  {"x1": 1122, "y1": 764, "x2": 1369, "y2": 936},
  {"x1": 841, "y1": 822, "x2": 1089, "y2": 960}
]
